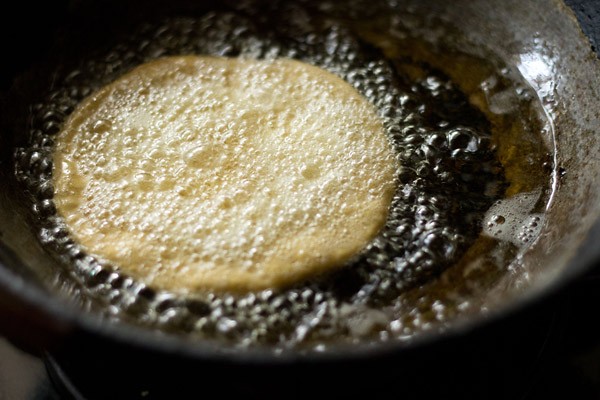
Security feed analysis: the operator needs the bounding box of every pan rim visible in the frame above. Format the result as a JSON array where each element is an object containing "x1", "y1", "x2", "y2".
[{"x1": 1, "y1": 216, "x2": 600, "y2": 363}]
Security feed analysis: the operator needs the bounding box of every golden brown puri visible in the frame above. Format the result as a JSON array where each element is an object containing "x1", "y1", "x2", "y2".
[{"x1": 53, "y1": 56, "x2": 396, "y2": 294}]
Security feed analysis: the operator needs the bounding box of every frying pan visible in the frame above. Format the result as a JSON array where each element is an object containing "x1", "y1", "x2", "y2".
[{"x1": 1, "y1": 0, "x2": 600, "y2": 398}]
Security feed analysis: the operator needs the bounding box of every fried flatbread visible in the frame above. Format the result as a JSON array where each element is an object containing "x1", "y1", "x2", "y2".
[{"x1": 53, "y1": 56, "x2": 396, "y2": 293}]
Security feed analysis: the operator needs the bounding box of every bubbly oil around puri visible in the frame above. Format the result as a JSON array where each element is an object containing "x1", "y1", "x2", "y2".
[{"x1": 13, "y1": 0, "x2": 553, "y2": 351}]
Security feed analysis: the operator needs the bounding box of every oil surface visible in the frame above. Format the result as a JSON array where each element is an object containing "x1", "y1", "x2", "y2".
[{"x1": 13, "y1": 1, "x2": 552, "y2": 351}]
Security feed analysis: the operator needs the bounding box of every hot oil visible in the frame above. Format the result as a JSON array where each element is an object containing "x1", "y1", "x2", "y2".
[
  {"x1": 349, "y1": 12, "x2": 554, "y2": 334},
  {"x1": 13, "y1": 1, "x2": 552, "y2": 351}
]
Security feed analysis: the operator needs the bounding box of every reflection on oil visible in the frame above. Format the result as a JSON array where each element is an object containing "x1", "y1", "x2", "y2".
[
  {"x1": 518, "y1": 51, "x2": 555, "y2": 101},
  {"x1": 517, "y1": 41, "x2": 559, "y2": 211}
]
